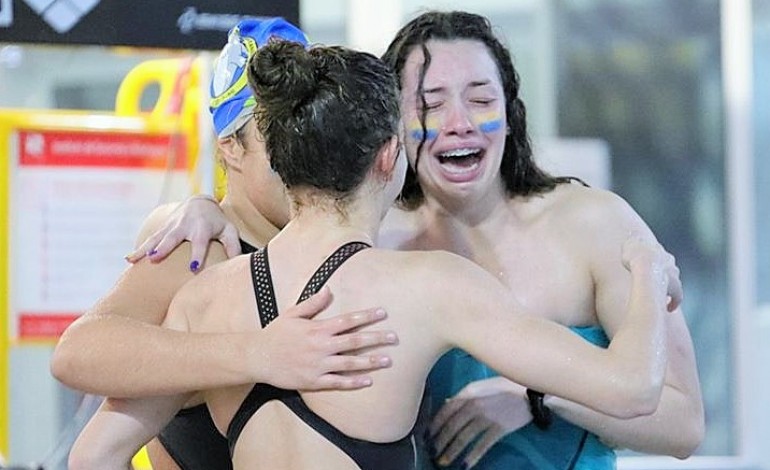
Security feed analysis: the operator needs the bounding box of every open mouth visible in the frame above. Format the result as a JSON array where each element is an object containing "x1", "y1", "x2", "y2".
[{"x1": 436, "y1": 148, "x2": 484, "y2": 174}]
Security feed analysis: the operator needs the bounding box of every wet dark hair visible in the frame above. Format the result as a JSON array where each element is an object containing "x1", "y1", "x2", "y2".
[
  {"x1": 382, "y1": 11, "x2": 576, "y2": 209},
  {"x1": 247, "y1": 40, "x2": 399, "y2": 201}
]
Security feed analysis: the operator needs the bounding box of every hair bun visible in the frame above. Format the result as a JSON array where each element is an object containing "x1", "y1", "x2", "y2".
[{"x1": 248, "y1": 40, "x2": 318, "y2": 115}]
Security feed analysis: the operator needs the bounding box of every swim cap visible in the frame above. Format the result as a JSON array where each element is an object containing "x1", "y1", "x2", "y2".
[{"x1": 210, "y1": 18, "x2": 308, "y2": 138}]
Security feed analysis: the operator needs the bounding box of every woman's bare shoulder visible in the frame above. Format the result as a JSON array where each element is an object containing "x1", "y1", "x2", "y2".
[
  {"x1": 540, "y1": 183, "x2": 655, "y2": 269},
  {"x1": 368, "y1": 247, "x2": 493, "y2": 288},
  {"x1": 169, "y1": 254, "x2": 254, "y2": 330},
  {"x1": 546, "y1": 184, "x2": 644, "y2": 233},
  {"x1": 178, "y1": 254, "x2": 252, "y2": 295}
]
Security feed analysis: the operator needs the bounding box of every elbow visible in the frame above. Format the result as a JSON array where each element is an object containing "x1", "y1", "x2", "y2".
[
  {"x1": 671, "y1": 442, "x2": 700, "y2": 460},
  {"x1": 50, "y1": 344, "x2": 74, "y2": 385},
  {"x1": 50, "y1": 335, "x2": 82, "y2": 388},
  {"x1": 671, "y1": 408, "x2": 706, "y2": 459},
  {"x1": 51, "y1": 321, "x2": 96, "y2": 390}
]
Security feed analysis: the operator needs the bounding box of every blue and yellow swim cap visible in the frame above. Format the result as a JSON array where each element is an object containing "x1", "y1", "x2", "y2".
[{"x1": 210, "y1": 18, "x2": 309, "y2": 138}]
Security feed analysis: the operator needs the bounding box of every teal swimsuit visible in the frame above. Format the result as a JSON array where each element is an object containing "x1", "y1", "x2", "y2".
[{"x1": 423, "y1": 326, "x2": 615, "y2": 470}]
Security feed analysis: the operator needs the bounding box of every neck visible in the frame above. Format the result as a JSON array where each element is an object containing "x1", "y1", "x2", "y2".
[
  {"x1": 220, "y1": 191, "x2": 281, "y2": 248},
  {"x1": 277, "y1": 195, "x2": 380, "y2": 249},
  {"x1": 420, "y1": 177, "x2": 509, "y2": 227}
]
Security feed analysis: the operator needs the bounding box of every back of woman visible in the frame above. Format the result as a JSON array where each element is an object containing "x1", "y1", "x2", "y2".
[{"x1": 211, "y1": 248, "x2": 475, "y2": 469}]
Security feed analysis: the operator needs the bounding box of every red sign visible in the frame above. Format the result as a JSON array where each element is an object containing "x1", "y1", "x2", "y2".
[
  {"x1": 18, "y1": 130, "x2": 188, "y2": 170},
  {"x1": 18, "y1": 313, "x2": 81, "y2": 339}
]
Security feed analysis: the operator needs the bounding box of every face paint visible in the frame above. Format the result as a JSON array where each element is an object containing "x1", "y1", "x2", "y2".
[
  {"x1": 407, "y1": 116, "x2": 440, "y2": 141},
  {"x1": 473, "y1": 110, "x2": 504, "y2": 134}
]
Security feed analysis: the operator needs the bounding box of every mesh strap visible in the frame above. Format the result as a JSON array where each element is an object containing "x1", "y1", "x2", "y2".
[
  {"x1": 296, "y1": 242, "x2": 371, "y2": 303},
  {"x1": 250, "y1": 241, "x2": 371, "y2": 327},
  {"x1": 251, "y1": 249, "x2": 279, "y2": 327}
]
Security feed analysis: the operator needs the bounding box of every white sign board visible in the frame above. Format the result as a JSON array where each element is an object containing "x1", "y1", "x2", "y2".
[{"x1": 9, "y1": 129, "x2": 190, "y2": 340}]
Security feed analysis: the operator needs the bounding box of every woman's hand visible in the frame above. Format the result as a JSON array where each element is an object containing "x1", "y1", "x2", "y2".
[
  {"x1": 429, "y1": 377, "x2": 532, "y2": 468},
  {"x1": 621, "y1": 235, "x2": 683, "y2": 312},
  {"x1": 126, "y1": 195, "x2": 240, "y2": 268},
  {"x1": 253, "y1": 286, "x2": 399, "y2": 391}
]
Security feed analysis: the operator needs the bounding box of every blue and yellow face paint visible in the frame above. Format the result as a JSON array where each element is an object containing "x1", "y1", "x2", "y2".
[
  {"x1": 407, "y1": 110, "x2": 504, "y2": 141},
  {"x1": 472, "y1": 110, "x2": 504, "y2": 134},
  {"x1": 407, "y1": 116, "x2": 440, "y2": 142}
]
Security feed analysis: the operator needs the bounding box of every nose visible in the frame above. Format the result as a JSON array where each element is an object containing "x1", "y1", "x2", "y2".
[{"x1": 442, "y1": 102, "x2": 475, "y2": 136}]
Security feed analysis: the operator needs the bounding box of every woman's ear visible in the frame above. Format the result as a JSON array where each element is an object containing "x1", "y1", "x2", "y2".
[
  {"x1": 375, "y1": 136, "x2": 401, "y2": 182},
  {"x1": 218, "y1": 136, "x2": 244, "y2": 173}
]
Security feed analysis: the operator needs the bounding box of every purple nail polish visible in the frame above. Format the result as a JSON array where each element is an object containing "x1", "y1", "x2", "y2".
[
  {"x1": 148, "y1": 249, "x2": 158, "y2": 256},
  {"x1": 190, "y1": 260, "x2": 200, "y2": 272}
]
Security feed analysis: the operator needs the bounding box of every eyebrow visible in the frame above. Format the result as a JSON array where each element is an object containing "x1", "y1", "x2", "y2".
[
  {"x1": 469, "y1": 80, "x2": 492, "y2": 88},
  {"x1": 423, "y1": 80, "x2": 493, "y2": 95},
  {"x1": 423, "y1": 86, "x2": 444, "y2": 95}
]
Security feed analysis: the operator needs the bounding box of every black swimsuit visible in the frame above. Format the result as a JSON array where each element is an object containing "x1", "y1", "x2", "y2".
[
  {"x1": 226, "y1": 242, "x2": 418, "y2": 470},
  {"x1": 156, "y1": 239, "x2": 257, "y2": 470}
]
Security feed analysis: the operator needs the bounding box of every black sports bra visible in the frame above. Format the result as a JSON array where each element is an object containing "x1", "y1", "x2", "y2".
[{"x1": 226, "y1": 241, "x2": 417, "y2": 469}]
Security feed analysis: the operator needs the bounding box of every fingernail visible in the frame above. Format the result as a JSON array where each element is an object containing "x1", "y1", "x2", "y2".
[
  {"x1": 438, "y1": 456, "x2": 450, "y2": 466},
  {"x1": 190, "y1": 260, "x2": 200, "y2": 272},
  {"x1": 386, "y1": 333, "x2": 397, "y2": 343},
  {"x1": 374, "y1": 308, "x2": 386, "y2": 318},
  {"x1": 148, "y1": 249, "x2": 158, "y2": 256},
  {"x1": 379, "y1": 357, "x2": 392, "y2": 367}
]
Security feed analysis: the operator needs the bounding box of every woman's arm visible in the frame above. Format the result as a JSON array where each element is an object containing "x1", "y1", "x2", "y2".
[
  {"x1": 67, "y1": 282, "x2": 200, "y2": 470},
  {"x1": 68, "y1": 394, "x2": 191, "y2": 470},
  {"x1": 52, "y1": 205, "x2": 397, "y2": 397},
  {"x1": 432, "y1": 235, "x2": 680, "y2": 420},
  {"x1": 545, "y1": 310, "x2": 703, "y2": 457},
  {"x1": 545, "y1": 192, "x2": 704, "y2": 457}
]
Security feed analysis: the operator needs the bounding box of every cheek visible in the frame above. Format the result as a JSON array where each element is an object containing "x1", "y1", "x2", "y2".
[
  {"x1": 257, "y1": 162, "x2": 284, "y2": 196},
  {"x1": 472, "y1": 110, "x2": 505, "y2": 135},
  {"x1": 243, "y1": 152, "x2": 278, "y2": 192},
  {"x1": 406, "y1": 116, "x2": 440, "y2": 142}
]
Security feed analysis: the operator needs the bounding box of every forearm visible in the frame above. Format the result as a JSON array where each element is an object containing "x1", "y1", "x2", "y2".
[
  {"x1": 52, "y1": 315, "x2": 257, "y2": 397},
  {"x1": 607, "y1": 267, "x2": 669, "y2": 409},
  {"x1": 548, "y1": 310, "x2": 704, "y2": 458},
  {"x1": 546, "y1": 382, "x2": 703, "y2": 458},
  {"x1": 69, "y1": 394, "x2": 190, "y2": 470}
]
